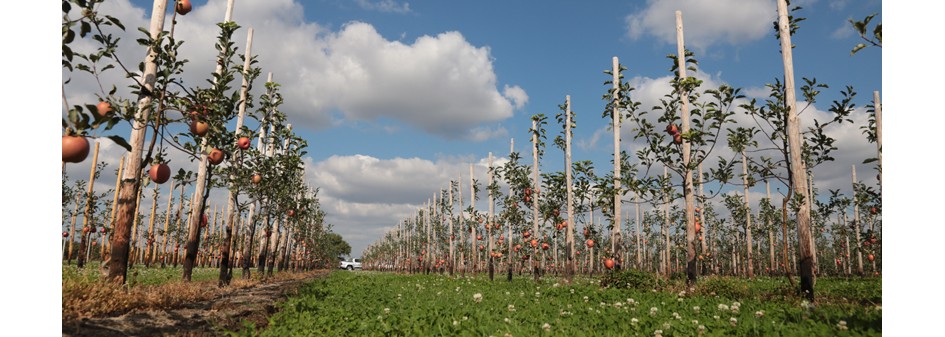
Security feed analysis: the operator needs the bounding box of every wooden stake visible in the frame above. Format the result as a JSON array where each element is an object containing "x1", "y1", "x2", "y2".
[
  {"x1": 742, "y1": 149, "x2": 754, "y2": 278},
  {"x1": 611, "y1": 57, "x2": 622, "y2": 267},
  {"x1": 144, "y1": 184, "x2": 159, "y2": 267},
  {"x1": 675, "y1": 11, "x2": 698, "y2": 284},
  {"x1": 852, "y1": 165, "x2": 864, "y2": 275},
  {"x1": 184, "y1": 0, "x2": 236, "y2": 281},
  {"x1": 108, "y1": 0, "x2": 167, "y2": 284},
  {"x1": 104, "y1": 155, "x2": 125, "y2": 257},
  {"x1": 565, "y1": 95, "x2": 575, "y2": 282},
  {"x1": 777, "y1": 0, "x2": 814, "y2": 300},
  {"x1": 77, "y1": 142, "x2": 101, "y2": 268},
  {"x1": 531, "y1": 118, "x2": 540, "y2": 282}
]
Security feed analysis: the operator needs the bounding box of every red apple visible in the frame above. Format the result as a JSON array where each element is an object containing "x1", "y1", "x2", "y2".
[
  {"x1": 604, "y1": 258, "x2": 615, "y2": 270},
  {"x1": 208, "y1": 148, "x2": 224, "y2": 165},
  {"x1": 96, "y1": 101, "x2": 112, "y2": 117},
  {"x1": 149, "y1": 163, "x2": 171, "y2": 184},
  {"x1": 62, "y1": 231, "x2": 69, "y2": 238},
  {"x1": 176, "y1": 0, "x2": 192, "y2": 15},
  {"x1": 237, "y1": 137, "x2": 251, "y2": 150},
  {"x1": 586, "y1": 239, "x2": 595, "y2": 248},
  {"x1": 62, "y1": 135, "x2": 91, "y2": 163},
  {"x1": 252, "y1": 174, "x2": 262, "y2": 184},
  {"x1": 190, "y1": 120, "x2": 209, "y2": 136},
  {"x1": 666, "y1": 124, "x2": 679, "y2": 135}
]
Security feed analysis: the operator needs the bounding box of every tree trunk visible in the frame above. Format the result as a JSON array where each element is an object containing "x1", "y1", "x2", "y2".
[
  {"x1": 674, "y1": 11, "x2": 698, "y2": 285},
  {"x1": 565, "y1": 96, "x2": 575, "y2": 283},
  {"x1": 531, "y1": 119, "x2": 541, "y2": 283},
  {"x1": 143, "y1": 185, "x2": 159, "y2": 267},
  {"x1": 106, "y1": 0, "x2": 167, "y2": 284},
  {"x1": 742, "y1": 150, "x2": 754, "y2": 278},
  {"x1": 777, "y1": 0, "x2": 814, "y2": 301}
]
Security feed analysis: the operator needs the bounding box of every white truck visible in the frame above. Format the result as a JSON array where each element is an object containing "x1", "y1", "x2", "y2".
[{"x1": 339, "y1": 258, "x2": 362, "y2": 270}]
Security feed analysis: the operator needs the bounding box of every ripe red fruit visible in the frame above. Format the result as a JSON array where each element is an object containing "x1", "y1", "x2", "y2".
[
  {"x1": 695, "y1": 222, "x2": 701, "y2": 233},
  {"x1": 62, "y1": 135, "x2": 91, "y2": 163},
  {"x1": 476, "y1": 235, "x2": 482, "y2": 241},
  {"x1": 673, "y1": 133, "x2": 682, "y2": 144},
  {"x1": 208, "y1": 148, "x2": 224, "y2": 165},
  {"x1": 149, "y1": 163, "x2": 171, "y2": 184},
  {"x1": 530, "y1": 239, "x2": 538, "y2": 248},
  {"x1": 479, "y1": 245, "x2": 485, "y2": 251},
  {"x1": 237, "y1": 137, "x2": 251, "y2": 150},
  {"x1": 176, "y1": 0, "x2": 192, "y2": 15},
  {"x1": 96, "y1": 101, "x2": 112, "y2": 117},
  {"x1": 62, "y1": 231, "x2": 69, "y2": 238},
  {"x1": 586, "y1": 239, "x2": 595, "y2": 248},
  {"x1": 604, "y1": 258, "x2": 615, "y2": 269},
  {"x1": 252, "y1": 174, "x2": 262, "y2": 184},
  {"x1": 541, "y1": 242, "x2": 550, "y2": 251},
  {"x1": 867, "y1": 254, "x2": 875, "y2": 262},
  {"x1": 288, "y1": 209, "x2": 296, "y2": 217},
  {"x1": 190, "y1": 120, "x2": 209, "y2": 136},
  {"x1": 869, "y1": 206, "x2": 878, "y2": 215},
  {"x1": 200, "y1": 214, "x2": 208, "y2": 227},
  {"x1": 665, "y1": 124, "x2": 678, "y2": 135}
]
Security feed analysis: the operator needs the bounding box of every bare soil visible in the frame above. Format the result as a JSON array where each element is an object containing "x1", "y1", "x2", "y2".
[{"x1": 62, "y1": 270, "x2": 330, "y2": 337}]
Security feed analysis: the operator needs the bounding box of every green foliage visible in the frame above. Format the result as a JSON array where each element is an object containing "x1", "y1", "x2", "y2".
[
  {"x1": 599, "y1": 269, "x2": 662, "y2": 291},
  {"x1": 849, "y1": 14, "x2": 882, "y2": 55},
  {"x1": 239, "y1": 272, "x2": 881, "y2": 336}
]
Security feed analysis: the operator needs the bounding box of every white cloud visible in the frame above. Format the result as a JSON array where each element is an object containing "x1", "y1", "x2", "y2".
[
  {"x1": 64, "y1": 0, "x2": 522, "y2": 142},
  {"x1": 354, "y1": 0, "x2": 412, "y2": 14},
  {"x1": 503, "y1": 85, "x2": 529, "y2": 109},
  {"x1": 625, "y1": 0, "x2": 775, "y2": 51}
]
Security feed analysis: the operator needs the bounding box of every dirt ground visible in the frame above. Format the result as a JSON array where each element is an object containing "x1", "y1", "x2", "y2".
[{"x1": 62, "y1": 270, "x2": 330, "y2": 336}]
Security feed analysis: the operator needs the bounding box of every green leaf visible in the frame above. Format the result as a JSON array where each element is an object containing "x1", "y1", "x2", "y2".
[
  {"x1": 107, "y1": 135, "x2": 133, "y2": 152},
  {"x1": 850, "y1": 43, "x2": 866, "y2": 56}
]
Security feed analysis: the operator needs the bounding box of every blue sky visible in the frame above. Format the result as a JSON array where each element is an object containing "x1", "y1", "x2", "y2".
[
  {"x1": 53, "y1": 0, "x2": 892, "y2": 260},
  {"x1": 56, "y1": 0, "x2": 888, "y2": 259}
]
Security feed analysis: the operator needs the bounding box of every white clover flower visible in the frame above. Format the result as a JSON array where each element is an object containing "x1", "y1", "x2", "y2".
[
  {"x1": 473, "y1": 293, "x2": 483, "y2": 303},
  {"x1": 731, "y1": 305, "x2": 740, "y2": 314},
  {"x1": 553, "y1": 282, "x2": 560, "y2": 288},
  {"x1": 384, "y1": 308, "x2": 390, "y2": 314},
  {"x1": 678, "y1": 290, "x2": 687, "y2": 297},
  {"x1": 692, "y1": 319, "x2": 699, "y2": 325},
  {"x1": 542, "y1": 323, "x2": 551, "y2": 332},
  {"x1": 570, "y1": 288, "x2": 575, "y2": 294},
  {"x1": 505, "y1": 333, "x2": 513, "y2": 337},
  {"x1": 662, "y1": 322, "x2": 671, "y2": 330},
  {"x1": 535, "y1": 292, "x2": 541, "y2": 297},
  {"x1": 377, "y1": 315, "x2": 383, "y2": 320},
  {"x1": 584, "y1": 296, "x2": 590, "y2": 303},
  {"x1": 453, "y1": 320, "x2": 459, "y2": 326},
  {"x1": 650, "y1": 307, "x2": 659, "y2": 316},
  {"x1": 673, "y1": 312, "x2": 681, "y2": 320},
  {"x1": 654, "y1": 329, "x2": 663, "y2": 337},
  {"x1": 755, "y1": 310, "x2": 764, "y2": 318},
  {"x1": 718, "y1": 304, "x2": 729, "y2": 311},
  {"x1": 800, "y1": 300, "x2": 811, "y2": 309},
  {"x1": 463, "y1": 316, "x2": 469, "y2": 321},
  {"x1": 732, "y1": 301, "x2": 741, "y2": 307},
  {"x1": 615, "y1": 302, "x2": 623, "y2": 308},
  {"x1": 713, "y1": 315, "x2": 720, "y2": 320},
  {"x1": 837, "y1": 320, "x2": 848, "y2": 331},
  {"x1": 677, "y1": 298, "x2": 684, "y2": 302},
  {"x1": 456, "y1": 287, "x2": 461, "y2": 292},
  {"x1": 508, "y1": 304, "x2": 516, "y2": 312},
  {"x1": 729, "y1": 317, "x2": 738, "y2": 327},
  {"x1": 504, "y1": 317, "x2": 511, "y2": 323},
  {"x1": 692, "y1": 306, "x2": 700, "y2": 313},
  {"x1": 505, "y1": 291, "x2": 510, "y2": 296},
  {"x1": 697, "y1": 325, "x2": 706, "y2": 334},
  {"x1": 631, "y1": 318, "x2": 639, "y2": 325},
  {"x1": 627, "y1": 298, "x2": 636, "y2": 304}
]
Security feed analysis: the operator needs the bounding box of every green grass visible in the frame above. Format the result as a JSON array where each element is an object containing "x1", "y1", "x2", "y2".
[
  {"x1": 240, "y1": 271, "x2": 881, "y2": 336},
  {"x1": 62, "y1": 263, "x2": 219, "y2": 287}
]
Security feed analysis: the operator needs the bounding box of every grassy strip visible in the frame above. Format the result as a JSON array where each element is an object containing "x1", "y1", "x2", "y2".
[{"x1": 248, "y1": 271, "x2": 881, "y2": 336}]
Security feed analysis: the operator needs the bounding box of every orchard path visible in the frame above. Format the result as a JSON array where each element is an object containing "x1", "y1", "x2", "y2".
[{"x1": 62, "y1": 270, "x2": 330, "y2": 336}]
